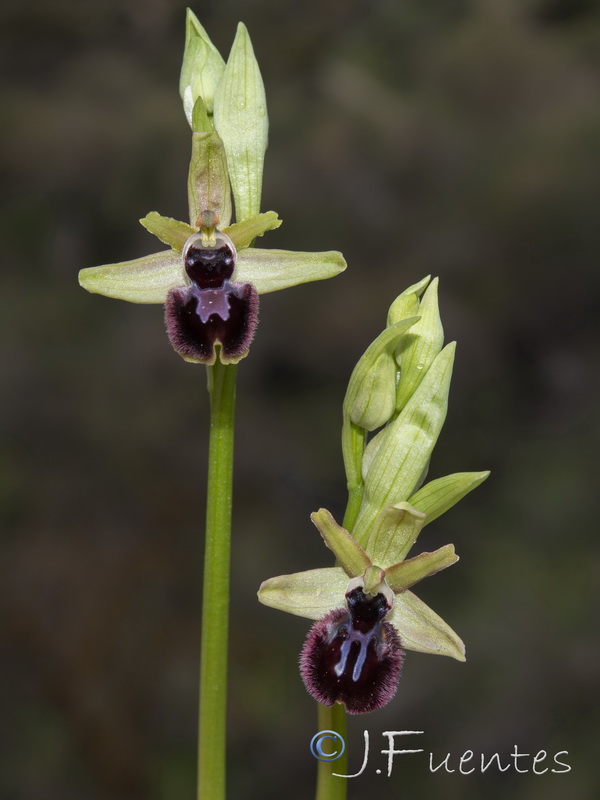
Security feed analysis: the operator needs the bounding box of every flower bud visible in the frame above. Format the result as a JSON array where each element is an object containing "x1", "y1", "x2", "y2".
[
  {"x1": 344, "y1": 318, "x2": 418, "y2": 432},
  {"x1": 179, "y1": 9, "x2": 225, "y2": 128},
  {"x1": 387, "y1": 275, "x2": 430, "y2": 326},
  {"x1": 395, "y1": 277, "x2": 444, "y2": 411}
]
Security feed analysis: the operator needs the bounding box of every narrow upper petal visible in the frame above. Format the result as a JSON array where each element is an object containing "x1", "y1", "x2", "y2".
[
  {"x1": 310, "y1": 509, "x2": 371, "y2": 579},
  {"x1": 78, "y1": 250, "x2": 184, "y2": 304},
  {"x1": 257, "y1": 567, "x2": 348, "y2": 620},
  {"x1": 384, "y1": 544, "x2": 458, "y2": 592},
  {"x1": 235, "y1": 248, "x2": 346, "y2": 294},
  {"x1": 389, "y1": 589, "x2": 465, "y2": 661}
]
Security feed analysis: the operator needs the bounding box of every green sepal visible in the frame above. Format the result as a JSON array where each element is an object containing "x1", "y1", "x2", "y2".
[
  {"x1": 222, "y1": 211, "x2": 282, "y2": 250},
  {"x1": 354, "y1": 343, "x2": 456, "y2": 547},
  {"x1": 140, "y1": 212, "x2": 196, "y2": 252},
  {"x1": 387, "y1": 275, "x2": 430, "y2": 326},
  {"x1": 409, "y1": 471, "x2": 491, "y2": 526},
  {"x1": 213, "y1": 23, "x2": 268, "y2": 221},
  {"x1": 180, "y1": 9, "x2": 225, "y2": 126},
  {"x1": 362, "y1": 501, "x2": 426, "y2": 567},
  {"x1": 389, "y1": 590, "x2": 465, "y2": 661},
  {"x1": 385, "y1": 544, "x2": 458, "y2": 592},
  {"x1": 234, "y1": 248, "x2": 346, "y2": 294},
  {"x1": 343, "y1": 317, "x2": 419, "y2": 432},
  {"x1": 257, "y1": 567, "x2": 347, "y2": 620},
  {"x1": 79, "y1": 241, "x2": 347, "y2": 304},
  {"x1": 78, "y1": 249, "x2": 183, "y2": 304},
  {"x1": 188, "y1": 131, "x2": 232, "y2": 228},
  {"x1": 310, "y1": 509, "x2": 371, "y2": 578},
  {"x1": 395, "y1": 277, "x2": 444, "y2": 410}
]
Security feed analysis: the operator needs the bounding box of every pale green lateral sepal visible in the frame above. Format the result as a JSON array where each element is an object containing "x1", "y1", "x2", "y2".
[
  {"x1": 310, "y1": 509, "x2": 371, "y2": 578},
  {"x1": 222, "y1": 211, "x2": 282, "y2": 250},
  {"x1": 409, "y1": 471, "x2": 491, "y2": 526},
  {"x1": 344, "y1": 317, "x2": 419, "y2": 432},
  {"x1": 213, "y1": 23, "x2": 268, "y2": 221},
  {"x1": 257, "y1": 567, "x2": 348, "y2": 620},
  {"x1": 390, "y1": 590, "x2": 466, "y2": 661},
  {"x1": 140, "y1": 212, "x2": 196, "y2": 252},
  {"x1": 385, "y1": 544, "x2": 458, "y2": 592},
  {"x1": 234, "y1": 248, "x2": 346, "y2": 294},
  {"x1": 180, "y1": 9, "x2": 225, "y2": 126},
  {"x1": 78, "y1": 250, "x2": 184, "y2": 304},
  {"x1": 362, "y1": 502, "x2": 426, "y2": 567},
  {"x1": 387, "y1": 275, "x2": 430, "y2": 326},
  {"x1": 395, "y1": 277, "x2": 444, "y2": 410},
  {"x1": 188, "y1": 131, "x2": 232, "y2": 228}
]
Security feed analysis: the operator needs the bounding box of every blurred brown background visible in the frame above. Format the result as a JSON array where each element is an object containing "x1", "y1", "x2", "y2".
[{"x1": 2, "y1": 0, "x2": 599, "y2": 798}]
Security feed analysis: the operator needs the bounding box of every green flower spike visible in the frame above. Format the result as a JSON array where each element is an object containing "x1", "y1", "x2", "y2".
[
  {"x1": 258, "y1": 506, "x2": 463, "y2": 713},
  {"x1": 259, "y1": 277, "x2": 491, "y2": 717},
  {"x1": 78, "y1": 18, "x2": 346, "y2": 364}
]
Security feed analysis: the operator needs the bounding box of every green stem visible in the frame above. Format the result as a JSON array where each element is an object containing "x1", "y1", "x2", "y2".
[
  {"x1": 315, "y1": 703, "x2": 348, "y2": 800},
  {"x1": 197, "y1": 360, "x2": 238, "y2": 800}
]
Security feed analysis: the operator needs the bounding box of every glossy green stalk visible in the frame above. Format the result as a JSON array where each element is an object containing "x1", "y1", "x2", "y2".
[
  {"x1": 198, "y1": 360, "x2": 238, "y2": 800},
  {"x1": 316, "y1": 702, "x2": 348, "y2": 800}
]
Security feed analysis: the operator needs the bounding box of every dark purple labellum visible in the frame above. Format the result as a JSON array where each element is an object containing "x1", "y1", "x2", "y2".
[
  {"x1": 165, "y1": 280, "x2": 259, "y2": 365},
  {"x1": 299, "y1": 588, "x2": 403, "y2": 714},
  {"x1": 165, "y1": 229, "x2": 259, "y2": 365}
]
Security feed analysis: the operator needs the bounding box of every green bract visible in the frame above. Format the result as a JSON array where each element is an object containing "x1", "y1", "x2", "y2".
[{"x1": 213, "y1": 23, "x2": 268, "y2": 222}]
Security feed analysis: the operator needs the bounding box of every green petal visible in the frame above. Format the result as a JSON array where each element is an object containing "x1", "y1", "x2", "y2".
[
  {"x1": 234, "y1": 248, "x2": 346, "y2": 293},
  {"x1": 395, "y1": 277, "x2": 444, "y2": 410},
  {"x1": 390, "y1": 590, "x2": 465, "y2": 661},
  {"x1": 362, "y1": 501, "x2": 426, "y2": 567},
  {"x1": 78, "y1": 250, "x2": 183, "y2": 304},
  {"x1": 188, "y1": 131, "x2": 232, "y2": 228},
  {"x1": 222, "y1": 211, "x2": 282, "y2": 250},
  {"x1": 213, "y1": 23, "x2": 268, "y2": 221},
  {"x1": 140, "y1": 212, "x2": 196, "y2": 252},
  {"x1": 385, "y1": 544, "x2": 458, "y2": 592},
  {"x1": 354, "y1": 343, "x2": 456, "y2": 547},
  {"x1": 409, "y1": 471, "x2": 491, "y2": 526},
  {"x1": 179, "y1": 9, "x2": 225, "y2": 125},
  {"x1": 310, "y1": 509, "x2": 371, "y2": 578},
  {"x1": 343, "y1": 318, "x2": 419, "y2": 432},
  {"x1": 257, "y1": 567, "x2": 347, "y2": 620}
]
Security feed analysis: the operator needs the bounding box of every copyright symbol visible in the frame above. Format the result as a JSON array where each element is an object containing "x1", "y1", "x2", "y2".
[{"x1": 310, "y1": 730, "x2": 346, "y2": 762}]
